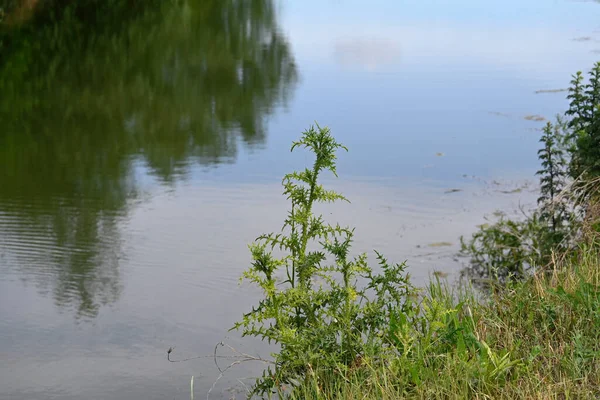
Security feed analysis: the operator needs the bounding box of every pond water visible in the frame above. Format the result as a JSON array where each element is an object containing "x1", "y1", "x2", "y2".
[{"x1": 0, "y1": 0, "x2": 599, "y2": 398}]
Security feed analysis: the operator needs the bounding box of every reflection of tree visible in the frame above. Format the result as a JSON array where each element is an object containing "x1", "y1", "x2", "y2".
[{"x1": 0, "y1": 0, "x2": 298, "y2": 318}]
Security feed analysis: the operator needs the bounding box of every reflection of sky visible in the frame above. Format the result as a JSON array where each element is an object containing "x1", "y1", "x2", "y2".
[
  {"x1": 284, "y1": 0, "x2": 597, "y2": 22},
  {"x1": 202, "y1": 0, "x2": 600, "y2": 183},
  {"x1": 282, "y1": 0, "x2": 600, "y2": 66},
  {"x1": 126, "y1": 0, "x2": 600, "y2": 187}
]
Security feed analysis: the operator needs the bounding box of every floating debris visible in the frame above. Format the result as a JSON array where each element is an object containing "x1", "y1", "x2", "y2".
[
  {"x1": 572, "y1": 36, "x2": 593, "y2": 42},
  {"x1": 497, "y1": 188, "x2": 523, "y2": 194},
  {"x1": 444, "y1": 188, "x2": 462, "y2": 194},
  {"x1": 433, "y1": 271, "x2": 449, "y2": 278},
  {"x1": 436, "y1": 152, "x2": 444, "y2": 157},
  {"x1": 534, "y1": 88, "x2": 568, "y2": 94},
  {"x1": 488, "y1": 111, "x2": 511, "y2": 118},
  {"x1": 524, "y1": 115, "x2": 546, "y2": 122},
  {"x1": 428, "y1": 242, "x2": 453, "y2": 248}
]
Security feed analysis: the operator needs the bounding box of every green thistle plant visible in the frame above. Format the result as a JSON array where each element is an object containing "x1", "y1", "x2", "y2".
[{"x1": 232, "y1": 124, "x2": 414, "y2": 397}]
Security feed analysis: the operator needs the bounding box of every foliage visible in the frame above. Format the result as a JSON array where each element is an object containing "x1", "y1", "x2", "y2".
[
  {"x1": 537, "y1": 121, "x2": 569, "y2": 234},
  {"x1": 461, "y1": 62, "x2": 600, "y2": 281},
  {"x1": 459, "y1": 121, "x2": 576, "y2": 282},
  {"x1": 566, "y1": 62, "x2": 600, "y2": 181},
  {"x1": 460, "y1": 214, "x2": 547, "y2": 282},
  {"x1": 232, "y1": 124, "x2": 416, "y2": 396}
]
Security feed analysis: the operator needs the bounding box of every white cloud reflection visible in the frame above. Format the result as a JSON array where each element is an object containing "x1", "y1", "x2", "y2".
[
  {"x1": 333, "y1": 36, "x2": 401, "y2": 71},
  {"x1": 289, "y1": 22, "x2": 598, "y2": 75}
]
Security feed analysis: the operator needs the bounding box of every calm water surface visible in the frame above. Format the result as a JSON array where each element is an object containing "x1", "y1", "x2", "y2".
[{"x1": 1, "y1": 0, "x2": 599, "y2": 398}]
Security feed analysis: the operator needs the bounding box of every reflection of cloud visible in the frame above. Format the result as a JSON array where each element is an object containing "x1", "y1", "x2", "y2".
[
  {"x1": 333, "y1": 37, "x2": 400, "y2": 70},
  {"x1": 290, "y1": 22, "x2": 598, "y2": 76}
]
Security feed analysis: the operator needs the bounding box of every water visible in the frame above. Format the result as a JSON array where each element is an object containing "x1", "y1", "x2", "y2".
[{"x1": 0, "y1": 0, "x2": 598, "y2": 398}]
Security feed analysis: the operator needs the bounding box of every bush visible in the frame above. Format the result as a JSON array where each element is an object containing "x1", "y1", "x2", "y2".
[
  {"x1": 459, "y1": 213, "x2": 549, "y2": 282},
  {"x1": 461, "y1": 62, "x2": 600, "y2": 281},
  {"x1": 566, "y1": 63, "x2": 600, "y2": 181}
]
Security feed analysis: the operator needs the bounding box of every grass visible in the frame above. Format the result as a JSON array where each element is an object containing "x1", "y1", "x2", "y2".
[{"x1": 283, "y1": 243, "x2": 600, "y2": 400}]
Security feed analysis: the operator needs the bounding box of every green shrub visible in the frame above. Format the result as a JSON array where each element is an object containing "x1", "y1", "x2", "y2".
[
  {"x1": 566, "y1": 62, "x2": 600, "y2": 181},
  {"x1": 461, "y1": 62, "x2": 600, "y2": 281},
  {"x1": 460, "y1": 214, "x2": 546, "y2": 282}
]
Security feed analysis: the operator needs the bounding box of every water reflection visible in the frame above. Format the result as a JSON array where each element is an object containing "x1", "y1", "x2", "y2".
[
  {"x1": 334, "y1": 37, "x2": 401, "y2": 71},
  {"x1": 0, "y1": 0, "x2": 298, "y2": 318}
]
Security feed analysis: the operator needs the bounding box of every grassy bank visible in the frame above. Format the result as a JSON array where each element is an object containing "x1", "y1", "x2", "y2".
[
  {"x1": 285, "y1": 242, "x2": 600, "y2": 399},
  {"x1": 214, "y1": 60, "x2": 599, "y2": 399},
  {"x1": 226, "y1": 123, "x2": 600, "y2": 399}
]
